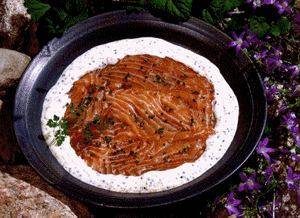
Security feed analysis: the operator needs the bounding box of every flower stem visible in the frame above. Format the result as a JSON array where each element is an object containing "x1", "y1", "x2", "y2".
[
  {"x1": 255, "y1": 183, "x2": 278, "y2": 213},
  {"x1": 272, "y1": 190, "x2": 276, "y2": 218}
]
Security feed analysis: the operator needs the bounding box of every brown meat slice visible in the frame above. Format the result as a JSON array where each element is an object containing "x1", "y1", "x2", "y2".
[{"x1": 64, "y1": 54, "x2": 216, "y2": 176}]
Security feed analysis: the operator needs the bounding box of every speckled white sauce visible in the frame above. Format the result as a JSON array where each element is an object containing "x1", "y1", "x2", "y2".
[{"x1": 41, "y1": 37, "x2": 239, "y2": 193}]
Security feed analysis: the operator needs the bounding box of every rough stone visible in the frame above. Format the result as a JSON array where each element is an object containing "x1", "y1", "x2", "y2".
[
  {"x1": 0, "y1": 0, "x2": 40, "y2": 57},
  {"x1": 0, "y1": 0, "x2": 31, "y2": 51},
  {"x1": 0, "y1": 48, "x2": 31, "y2": 100},
  {"x1": 0, "y1": 165, "x2": 95, "y2": 218},
  {"x1": 0, "y1": 49, "x2": 31, "y2": 164}
]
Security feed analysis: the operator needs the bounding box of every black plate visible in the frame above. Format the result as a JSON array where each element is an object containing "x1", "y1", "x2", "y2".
[{"x1": 13, "y1": 10, "x2": 267, "y2": 208}]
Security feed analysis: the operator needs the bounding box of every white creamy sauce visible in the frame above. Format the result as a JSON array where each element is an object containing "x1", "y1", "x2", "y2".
[{"x1": 41, "y1": 37, "x2": 239, "y2": 193}]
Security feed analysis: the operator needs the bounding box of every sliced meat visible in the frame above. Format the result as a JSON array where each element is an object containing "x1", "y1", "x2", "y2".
[{"x1": 64, "y1": 54, "x2": 216, "y2": 176}]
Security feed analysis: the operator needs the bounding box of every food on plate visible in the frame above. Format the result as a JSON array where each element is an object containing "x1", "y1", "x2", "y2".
[
  {"x1": 64, "y1": 54, "x2": 216, "y2": 176},
  {"x1": 41, "y1": 37, "x2": 239, "y2": 193}
]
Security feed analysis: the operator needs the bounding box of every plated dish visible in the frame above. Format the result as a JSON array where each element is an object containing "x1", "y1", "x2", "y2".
[
  {"x1": 13, "y1": 10, "x2": 267, "y2": 208},
  {"x1": 41, "y1": 37, "x2": 239, "y2": 193}
]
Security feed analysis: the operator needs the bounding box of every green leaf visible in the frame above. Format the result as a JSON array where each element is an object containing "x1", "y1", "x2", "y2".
[
  {"x1": 167, "y1": 0, "x2": 193, "y2": 20},
  {"x1": 64, "y1": 13, "x2": 88, "y2": 29},
  {"x1": 224, "y1": 0, "x2": 243, "y2": 11},
  {"x1": 66, "y1": 0, "x2": 87, "y2": 12},
  {"x1": 249, "y1": 16, "x2": 270, "y2": 38},
  {"x1": 124, "y1": 0, "x2": 146, "y2": 12},
  {"x1": 210, "y1": 0, "x2": 226, "y2": 15},
  {"x1": 276, "y1": 17, "x2": 291, "y2": 35},
  {"x1": 25, "y1": 0, "x2": 51, "y2": 21},
  {"x1": 46, "y1": 119, "x2": 57, "y2": 128},
  {"x1": 147, "y1": 0, "x2": 166, "y2": 12},
  {"x1": 53, "y1": 115, "x2": 60, "y2": 121},
  {"x1": 269, "y1": 25, "x2": 281, "y2": 37},
  {"x1": 263, "y1": 123, "x2": 273, "y2": 135},
  {"x1": 243, "y1": 167, "x2": 256, "y2": 174},
  {"x1": 64, "y1": 0, "x2": 89, "y2": 29},
  {"x1": 202, "y1": 9, "x2": 214, "y2": 25},
  {"x1": 47, "y1": 114, "x2": 69, "y2": 146},
  {"x1": 224, "y1": 0, "x2": 232, "y2": 11},
  {"x1": 148, "y1": 0, "x2": 193, "y2": 21},
  {"x1": 226, "y1": 16, "x2": 244, "y2": 33},
  {"x1": 54, "y1": 8, "x2": 68, "y2": 21}
]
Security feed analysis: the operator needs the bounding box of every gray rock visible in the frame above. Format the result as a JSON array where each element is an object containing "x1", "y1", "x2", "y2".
[
  {"x1": 0, "y1": 0, "x2": 31, "y2": 52},
  {"x1": 0, "y1": 165, "x2": 95, "y2": 218},
  {"x1": 0, "y1": 48, "x2": 31, "y2": 99},
  {"x1": 0, "y1": 49, "x2": 30, "y2": 164}
]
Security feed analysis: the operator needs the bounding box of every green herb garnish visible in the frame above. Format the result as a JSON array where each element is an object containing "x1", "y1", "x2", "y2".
[{"x1": 46, "y1": 115, "x2": 69, "y2": 146}]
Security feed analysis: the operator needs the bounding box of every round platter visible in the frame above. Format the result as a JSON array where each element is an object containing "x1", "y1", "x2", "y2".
[{"x1": 13, "y1": 10, "x2": 267, "y2": 208}]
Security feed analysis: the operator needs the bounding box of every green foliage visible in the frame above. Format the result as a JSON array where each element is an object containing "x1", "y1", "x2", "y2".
[
  {"x1": 147, "y1": 0, "x2": 193, "y2": 21},
  {"x1": 202, "y1": 9, "x2": 214, "y2": 24},
  {"x1": 200, "y1": 0, "x2": 243, "y2": 26},
  {"x1": 276, "y1": 17, "x2": 291, "y2": 35},
  {"x1": 47, "y1": 115, "x2": 69, "y2": 146},
  {"x1": 45, "y1": 0, "x2": 88, "y2": 35},
  {"x1": 24, "y1": 0, "x2": 51, "y2": 21},
  {"x1": 242, "y1": 167, "x2": 256, "y2": 174},
  {"x1": 263, "y1": 123, "x2": 273, "y2": 135},
  {"x1": 24, "y1": 0, "x2": 293, "y2": 43},
  {"x1": 198, "y1": 1, "x2": 292, "y2": 40},
  {"x1": 249, "y1": 16, "x2": 271, "y2": 38},
  {"x1": 247, "y1": 15, "x2": 291, "y2": 38},
  {"x1": 124, "y1": 1, "x2": 147, "y2": 12},
  {"x1": 269, "y1": 25, "x2": 281, "y2": 37},
  {"x1": 25, "y1": 0, "x2": 195, "y2": 44},
  {"x1": 25, "y1": 0, "x2": 90, "y2": 44},
  {"x1": 47, "y1": 100, "x2": 113, "y2": 146}
]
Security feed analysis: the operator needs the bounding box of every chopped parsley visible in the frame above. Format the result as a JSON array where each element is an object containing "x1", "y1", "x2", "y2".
[
  {"x1": 148, "y1": 114, "x2": 155, "y2": 119},
  {"x1": 46, "y1": 115, "x2": 69, "y2": 146}
]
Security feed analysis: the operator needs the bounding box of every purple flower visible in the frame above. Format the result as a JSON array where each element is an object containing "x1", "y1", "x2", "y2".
[
  {"x1": 286, "y1": 81, "x2": 298, "y2": 89},
  {"x1": 279, "y1": 105, "x2": 289, "y2": 112},
  {"x1": 293, "y1": 132, "x2": 300, "y2": 147},
  {"x1": 245, "y1": 31, "x2": 267, "y2": 49},
  {"x1": 229, "y1": 31, "x2": 250, "y2": 54},
  {"x1": 253, "y1": 50, "x2": 268, "y2": 60},
  {"x1": 286, "y1": 81, "x2": 300, "y2": 97},
  {"x1": 274, "y1": 0, "x2": 292, "y2": 14},
  {"x1": 246, "y1": 31, "x2": 260, "y2": 44},
  {"x1": 225, "y1": 191, "x2": 244, "y2": 217},
  {"x1": 293, "y1": 13, "x2": 300, "y2": 31},
  {"x1": 270, "y1": 46, "x2": 282, "y2": 58},
  {"x1": 256, "y1": 137, "x2": 275, "y2": 163},
  {"x1": 262, "y1": 166, "x2": 274, "y2": 184},
  {"x1": 285, "y1": 167, "x2": 300, "y2": 190},
  {"x1": 264, "y1": 82, "x2": 279, "y2": 101},
  {"x1": 266, "y1": 56, "x2": 289, "y2": 73},
  {"x1": 281, "y1": 112, "x2": 300, "y2": 146},
  {"x1": 281, "y1": 112, "x2": 300, "y2": 128},
  {"x1": 288, "y1": 64, "x2": 300, "y2": 77},
  {"x1": 290, "y1": 85, "x2": 300, "y2": 97},
  {"x1": 238, "y1": 172, "x2": 263, "y2": 192},
  {"x1": 260, "y1": 200, "x2": 281, "y2": 217},
  {"x1": 294, "y1": 13, "x2": 300, "y2": 22},
  {"x1": 264, "y1": 0, "x2": 276, "y2": 4},
  {"x1": 280, "y1": 148, "x2": 300, "y2": 161},
  {"x1": 247, "y1": 0, "x2": 263, "y2": 8}
]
